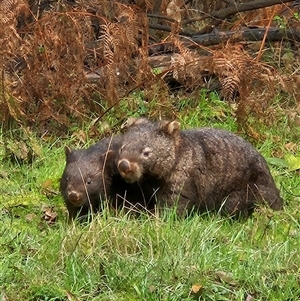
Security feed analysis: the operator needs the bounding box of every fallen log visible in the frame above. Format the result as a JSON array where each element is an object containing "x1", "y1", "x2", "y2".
[{"x1": 187, "y1": 27, "x2": 300, "y2": 46}]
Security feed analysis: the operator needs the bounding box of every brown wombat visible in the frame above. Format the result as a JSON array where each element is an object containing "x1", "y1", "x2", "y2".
[
  {"x1": 117, "y1": 118, "x2": 283, "y2": 218},
  {"x1": 60, "y1": 135, "x2": 157, "y2": 221}
]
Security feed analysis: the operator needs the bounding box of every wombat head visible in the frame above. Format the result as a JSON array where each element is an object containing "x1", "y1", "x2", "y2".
[
  {"x1": 117, "y1": 119, "x2": 181, "y2": 183},
  {"x1": 60, "y1": 146, "x2": 114, "y2": 208}
]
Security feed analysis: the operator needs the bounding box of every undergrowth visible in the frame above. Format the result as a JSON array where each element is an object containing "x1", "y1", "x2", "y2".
[{"x1": 1, "y1": 0, "x2": 300, "y2": 143}]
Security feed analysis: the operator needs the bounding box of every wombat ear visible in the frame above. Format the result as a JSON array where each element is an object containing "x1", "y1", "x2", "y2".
[
  {"x1": 102, "y1": 150, "x2": 115, "y2": 162},
  {"x1": 121, "y1": 117, "x2": 138, "y2": 131},
  {"x1": 121, "y1": 117, "x2": 150, "y2": 131},
  {"x1": 65, "y1": 146, "x2": 79, "y2": 163},
  {"x1": 65, "y1": 146, "x2": 74, "y2": 161},
  {"x1": 159, "y1": 120, "x2": 181, "y2": 135}
]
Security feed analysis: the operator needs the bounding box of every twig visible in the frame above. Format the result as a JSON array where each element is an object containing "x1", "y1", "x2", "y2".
[
  {"x1": 147, "y1": 13, "x2": 177, "y2": 23},
  {"x1": 149, "y1": 24, "x2": 194, "y2": 37},
  {"x1": 255, "y1": 9, "x2": 277, "y2": 62}
]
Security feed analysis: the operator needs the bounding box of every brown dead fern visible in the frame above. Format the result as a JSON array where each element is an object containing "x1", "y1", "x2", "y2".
[
  {"x1": 0, "y1": 0, "x2": 297, "y2": 141},
  {"x1": 0, "y1": 0, "x2": 154, "y2": 136},
  {"x1": 206, "y1": 44, "x2": 276, "y2": 129},
  {"x1": 167, "y1": 38, "x2": 207, "y2": 90}
]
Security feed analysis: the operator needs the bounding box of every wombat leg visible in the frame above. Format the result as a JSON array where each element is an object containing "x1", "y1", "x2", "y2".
[
  {"x1": 156, "y1": 193, "x2": 195, "y2": 217},
  {"x1": 251, "y1": 184, "x2": 283, "y2": 211},
  {"x1": 65, "y1": 201, "x2": 79, "y2": 222},
  {"x1": 220, "y1": 190, "x2": 255, "y2": 218},
  {"x1": 66, "y1": 203, "x2": 90, "y2": 223}
]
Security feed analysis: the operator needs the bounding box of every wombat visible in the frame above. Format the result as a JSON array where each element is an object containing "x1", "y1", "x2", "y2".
[
  {"x1": 117, "y1": 118, "x2": 283, "y2": 218},
  {"x1": 60, "y1": 135, "x2": 157, "y2": 221}
]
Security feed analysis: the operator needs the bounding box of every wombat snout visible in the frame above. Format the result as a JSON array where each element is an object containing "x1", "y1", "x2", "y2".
[
  {"x1": 118, "y1": 159, "x2": 132, "y2": 174},
  {"x1": 67, "y1": 190, "x2": 84, "y2": 206},
  {"x1": 118, "y1": 159, "x2": 141, "y2": 183}
]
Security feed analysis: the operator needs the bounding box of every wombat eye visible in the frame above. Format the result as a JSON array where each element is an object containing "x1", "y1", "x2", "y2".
[
  {"x1": 86, "y1": 178, "x2": 92, "y2": 185},
  {"x1": 142, "y1": 148, "x2": 151, "y2": 158},
  {"x1": 143, "y1": 151, "x2": 150, "y2": 157}
]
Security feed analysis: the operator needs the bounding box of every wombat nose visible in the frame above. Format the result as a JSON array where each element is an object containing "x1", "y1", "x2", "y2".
[
  {"x1": 68, "y1": 191, "x2": 79, "y2": 202},
  {"x1": 118, "y1": 159, "x2": 132, "y2": 174}
]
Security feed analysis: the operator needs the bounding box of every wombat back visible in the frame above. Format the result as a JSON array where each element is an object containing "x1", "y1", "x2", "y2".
[{"x1": 183, "y1": 128, "x2": 282, "y2": 215}]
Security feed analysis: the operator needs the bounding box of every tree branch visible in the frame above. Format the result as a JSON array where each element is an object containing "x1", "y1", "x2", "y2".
[
  {"x1": 195, "y1": 0, "x2": 293, "y2": 35},
  {"x1": 186, "y1": 27, "x2": 300, "y2": 46}
]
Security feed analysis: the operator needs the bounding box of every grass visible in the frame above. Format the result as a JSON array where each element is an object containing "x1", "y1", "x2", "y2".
[
  {"x1": 1, "y1": 92, "x2": 300, "y2": 300},
  {"x1": 1, "y1": 211, "x2": 299, "y2": 300}
]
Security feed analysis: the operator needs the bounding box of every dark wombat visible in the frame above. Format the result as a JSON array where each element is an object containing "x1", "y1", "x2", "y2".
[
  {"x1": 117, "y1": 118, "x2": 283, "y2": 218},
  {"x1": 60, "y1": 135, "x2": 157, "y2": 221}
]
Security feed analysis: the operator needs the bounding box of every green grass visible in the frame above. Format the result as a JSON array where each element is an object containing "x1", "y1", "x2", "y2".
[
  {"x1": 1, "y1": 211, "x2": 299, "y2": 300},
  {"x1": 1, "y1": 92, "x2": 300, "y2": 300}
]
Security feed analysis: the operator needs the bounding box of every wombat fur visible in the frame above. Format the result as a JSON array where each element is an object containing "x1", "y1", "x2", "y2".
[
  {"x1": 60, "y1": 135, "x2": 157, "y2": 221},
  {"x1": 117, "y1": 118, "x2": 283, "y2": 218}
]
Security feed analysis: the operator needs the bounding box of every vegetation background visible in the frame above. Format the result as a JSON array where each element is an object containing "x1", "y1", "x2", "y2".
[{"x1": 0, "y1": 0, "x2": 300, "y2": 300}]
